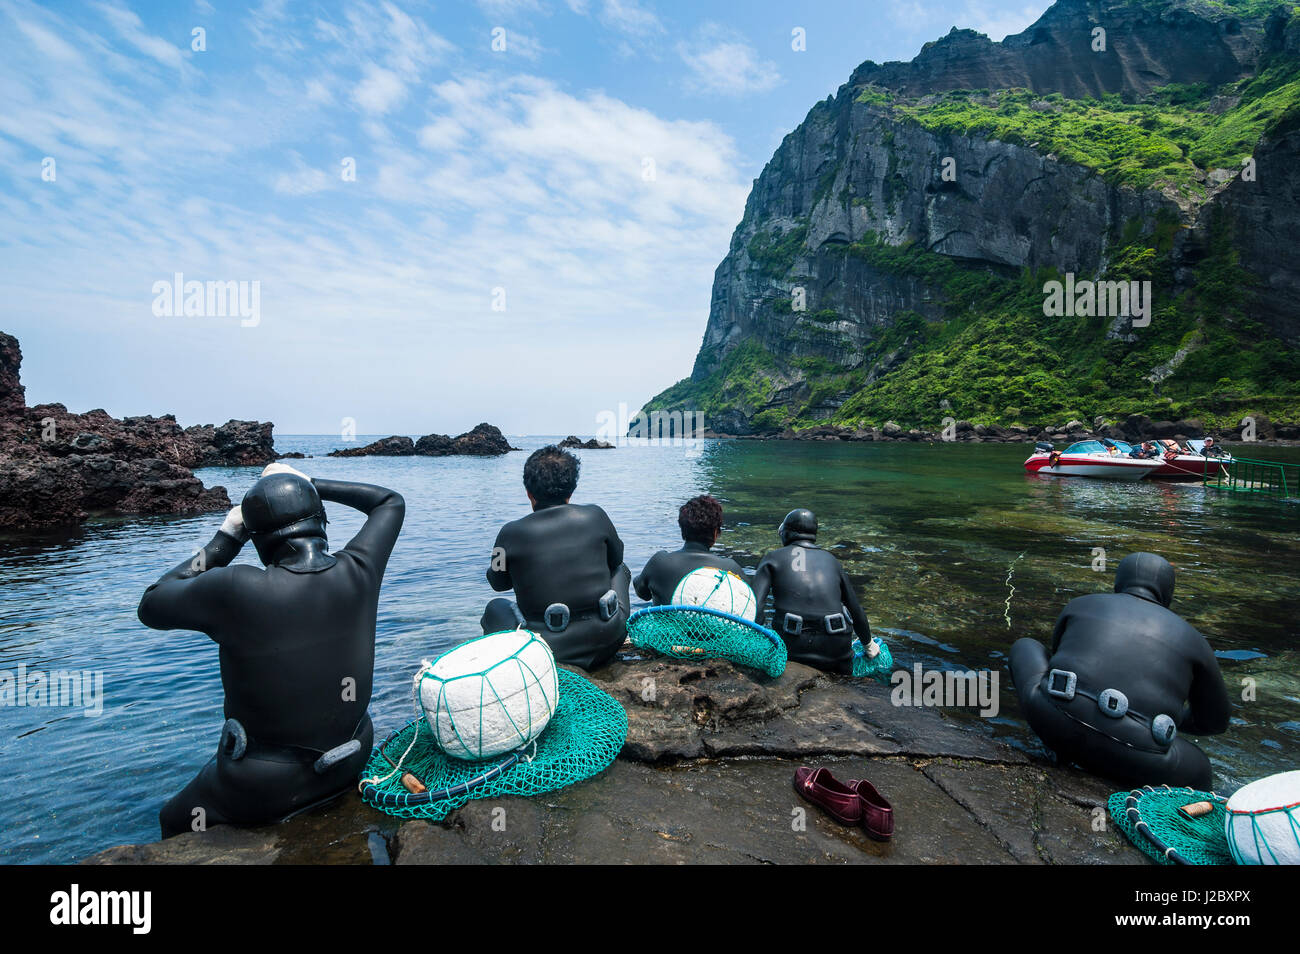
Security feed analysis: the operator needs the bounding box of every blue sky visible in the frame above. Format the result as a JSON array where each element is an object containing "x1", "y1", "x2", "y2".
[{"x1": 0, "y1": 0, "x2": 1050, "y2": 435}]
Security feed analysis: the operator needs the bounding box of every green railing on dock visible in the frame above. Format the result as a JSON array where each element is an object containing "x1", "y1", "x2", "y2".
[{"x1": 1202, "y1": 455, "x2": 1296, "y2": 497}]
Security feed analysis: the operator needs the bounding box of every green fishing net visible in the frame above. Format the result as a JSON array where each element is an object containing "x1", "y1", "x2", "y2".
[
  {"x1": 852, "y1": 636, "x2": 894, "y2": 683},
  {"x1": 626, "y1": 606, "x2": 788, "y2": 678},
  {"x1": 1107, "y1": 786, "x2": 1233, "y2": 865},
  {"x1": 360, "y1": 667, "x2": 627, "y2": 821}
]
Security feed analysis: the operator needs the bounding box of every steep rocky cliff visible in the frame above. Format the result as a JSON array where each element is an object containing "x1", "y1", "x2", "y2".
[{"x1": 643, "y1": 0, "x2": 1300, "y2": 435}]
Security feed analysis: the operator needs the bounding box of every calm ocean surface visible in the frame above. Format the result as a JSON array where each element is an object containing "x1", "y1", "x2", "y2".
[{"x1": 2, "y1": 435, "x2": 1297, "y2": 863}]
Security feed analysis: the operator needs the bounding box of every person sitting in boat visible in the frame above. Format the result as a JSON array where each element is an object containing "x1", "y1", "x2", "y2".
[
  {"x1": 481, "y1": 445, "x2": 631, "y2": 670},
  {"x1": 1127, "y1": 441, "x2": 1151, "y2": 459},
  {"x1": 751, "y1": 508, "x2": 871, "y2": 675},
  {"x1": 138, "y1": 463, "x2": 405, "y2": 837},
  {"x1": 634, "y1": 494, "x2": 746, "y2": 605},
  {"x1": 1008, "y1": 552, "x2": 1229, "y2": 789},
  {"x1": 1201, "y1": 437, "x2": 1227, "y2": 457}
]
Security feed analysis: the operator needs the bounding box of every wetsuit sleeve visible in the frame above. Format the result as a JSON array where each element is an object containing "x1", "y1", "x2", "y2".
[
  {"x1": 1180, "y1": 632, "x2": 1231, "y2": 736},
  {"x1": 486, "y1": 526, "x2": 513, "y2": 592},
  {"x1": 601, "y1": 508, "x2": 625, "y2": 574},
  {"x1": 1049, "y1": 606, "x2": 1071, "y2": 653},
  {"x1": 839, "y1": 569, "x2": 871, "y2": 639},
  {"x1": 633, "y1": 553, "x2": 658, "y2": 601},
  {"x1": 137, "y1": 530, "x2": 245, "y2": 631},
  {"x1": 751, "y1": 558, "x2": 773, "y2": 625},
  {"x1": 314, "y1": 479, "x2": 405, "y2": 576}
]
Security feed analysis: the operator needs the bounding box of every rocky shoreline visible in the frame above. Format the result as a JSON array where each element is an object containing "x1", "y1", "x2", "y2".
[
  {"x1": 0, "y1": 332, "x2": 275, "y2": 530},
  {"x1": 702, "y1": 412, "x2": 1298, "y2": 445},
  {"x1": 558, "y1": 435, "x2": 614, "y2": 449},
  {"x1": 81, "y1": 655, "x2": 1147, "y2": 865},
  {"x1": 328, "y1": 424, "x2": 518, "y2": 458}
]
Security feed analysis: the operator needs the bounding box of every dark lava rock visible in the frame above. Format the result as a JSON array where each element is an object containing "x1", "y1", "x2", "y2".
[
  {"x1": 330, "y1": 435, "x2": 416, "y2": 458},
  {"x1": 330, "y1": 424, "x2": 518, "y2": 458},
  {"x1": 80, "y1": 656, "x2": 1147, "y2": 865},
  {"x1": 184, "y1": 420, "x2": 276, "y2": 467},
  {"x1": 559, "y1": 435, "x2": 615, "y2": 449},
  {"x1": 442, "y1": 423, "x2": 517, "y2": 456},
  {"x1": 0, "y1": 332, "x2": 24, "y2": 419},
  {"x1": 0, "y1": 332, "x2": 258, "y2": 530},
  {"x1": 414, "y1": 433, "x2": 453, "y2": 455}
]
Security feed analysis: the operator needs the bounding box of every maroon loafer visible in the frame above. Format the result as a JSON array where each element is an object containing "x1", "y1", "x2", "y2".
[
  {"x1": 793, "y1": 766, "x2": 862, "y2": 825},
  {"x1": 849, "y1": 778, "x2": 894, "y2": 841}
]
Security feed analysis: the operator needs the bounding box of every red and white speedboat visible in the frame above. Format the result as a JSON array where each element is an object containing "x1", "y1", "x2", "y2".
[
  {"x1": 1024, "y1": 440, "x2": 1163, "y2": 481},
  {"x1": 1114, "y1": 439, "x2": 1233, "y2": 481}
]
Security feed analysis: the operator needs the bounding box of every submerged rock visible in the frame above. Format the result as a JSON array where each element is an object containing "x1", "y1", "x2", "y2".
[{"x1": 80, "y1": 656, "x2": 1146, "y2": 865}]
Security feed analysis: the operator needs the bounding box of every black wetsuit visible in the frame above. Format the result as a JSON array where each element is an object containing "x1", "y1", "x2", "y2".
[
  {"x1": 752, "y1": 541, "x2": 871, "y2": 675},
  {"x1": 633, "y1": 540, "x2": 746, "y2": 605},
  {"x1": 138, "y1": 479, "x2": 405, "y2": 837},
  {"x1": 1009, "y1": 555, "x2": 1229, "y2": 789},
  {"x1": 482, "y1": 502, "x2": 630, "y2": 670}
]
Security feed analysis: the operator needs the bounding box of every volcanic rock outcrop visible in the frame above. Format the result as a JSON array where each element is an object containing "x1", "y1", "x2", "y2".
[{"x1": 0, "y1": 332, "x2": 276, "y2": 530}]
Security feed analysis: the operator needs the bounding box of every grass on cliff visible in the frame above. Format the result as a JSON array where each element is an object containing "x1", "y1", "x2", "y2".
[
  {"x1": 645, "y1": 213, "x2": 1300, "y2": 432},
  {"x1": 856, "y1": 57, "x2": 1300, "y2": 194}
]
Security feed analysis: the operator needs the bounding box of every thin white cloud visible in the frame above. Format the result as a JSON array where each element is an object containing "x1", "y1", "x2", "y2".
[
  {"x1": 678, "y1": 25, "x2": 780, "y2": 97},
  {"x1": 272, "y1": 154, "x2": 332, "y2": 195},
  {"x1": 597, "y1": 0, "x2": 662, "y2": 36},
  {"x1": 475, "y1": 0, "x2": 546, "y2": 15},
  {"x1": 93, "y1": 1, "x2": 184, "y2": 69},
  {"x1": 958, "y1": 2, "x2": 1044, "y2": 41},
  {"x1": 0, "y1": 0, "x2": 750, "y2": 432},
  {"x1": 352, "y1": 64, "x2": 407, "y2": 114}
]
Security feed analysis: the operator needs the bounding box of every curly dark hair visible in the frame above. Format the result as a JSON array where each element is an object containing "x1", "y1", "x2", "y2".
[
  {"x1": 523, "y1": 445, "x2": 580, "y2": 505},
  {"x1": 678, "y1": 494, "x2": 724, "y2": 544}
]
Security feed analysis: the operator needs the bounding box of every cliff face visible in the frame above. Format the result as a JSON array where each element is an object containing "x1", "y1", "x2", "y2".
[
  {"x1": 646, "y1": 0, "x2": 1300, "y2": 434},
  {"x1": 851, "y1": 0, "x2": 1271, "y2": 99}
]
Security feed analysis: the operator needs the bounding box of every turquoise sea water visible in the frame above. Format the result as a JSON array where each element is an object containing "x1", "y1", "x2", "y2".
[{"x1": 1, "y1": 436, "x2": 1297, "y2": 863}]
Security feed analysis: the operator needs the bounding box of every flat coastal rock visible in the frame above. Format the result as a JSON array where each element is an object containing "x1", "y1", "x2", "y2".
[{"x1": 81, "y1": 656, "x2": 1146, "y2": 865}]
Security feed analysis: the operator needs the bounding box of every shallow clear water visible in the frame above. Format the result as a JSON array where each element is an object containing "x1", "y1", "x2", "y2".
[{"x1": 1, "y1": 436, "x2": 1297, "y2": 863}]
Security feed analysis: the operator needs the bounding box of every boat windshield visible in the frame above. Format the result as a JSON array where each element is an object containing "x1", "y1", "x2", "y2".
[{"x1": 1064, "y1": 440, "x2": 1106, "y2": 454}]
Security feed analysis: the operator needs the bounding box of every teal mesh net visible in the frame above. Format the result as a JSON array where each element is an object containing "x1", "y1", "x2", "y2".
[
  {"x1": 626, "y1": 606, "x2": 787, "y2": 677},
  {"x1": 1107, "y1": 786, "x2": 1233, "y2": 865},
  {"x1": 360, "y1": 668, "x2": 627, "y2": 821},
  {"x1": 852, "y1": 636, "x2": 894, "y2": 683}
]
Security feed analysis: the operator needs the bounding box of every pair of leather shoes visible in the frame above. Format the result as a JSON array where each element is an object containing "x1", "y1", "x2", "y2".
[{"x1": 793, "y1": 766, "x2": 894, "y2": 841}]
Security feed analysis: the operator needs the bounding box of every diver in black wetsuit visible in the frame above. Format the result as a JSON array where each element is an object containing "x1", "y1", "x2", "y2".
[
  {"x1": 138, "y1": 463, "x2": 404, "y2": 837},
  {"x1": 751, "y1": 509, "x2": 871, "y2": 675},
  {"x1": 1009, "y1": 552, "x2": 1229, "y2": 789},
  {"x1": 634, "y1": 494, "x2": 746, "y2": 604},
  {"x1": 481, "y1": 445, "x2": 630, "y2": 670}
]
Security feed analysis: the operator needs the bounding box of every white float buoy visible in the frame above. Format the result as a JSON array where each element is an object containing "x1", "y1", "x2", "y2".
[
  {"x1": 418, "y1": 629, "x2": 559, "y2": 761},
  {"x1": 1225, "y1": 769, "x2": 1300, "y2": 865},
  {"x1": 672, "y1": 567, "x2": 758, "y2": 620}
]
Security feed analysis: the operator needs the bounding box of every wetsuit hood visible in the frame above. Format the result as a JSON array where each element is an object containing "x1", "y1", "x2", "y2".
[
  {"x1": 778, "y1": 508, "x2": 817, "y2": 545},
  {"x1": 1113, "y1": 552, "x2": 1174, "y2": 607},
  {"x1": 241, "y1": 474, "x2": 337, "y2": 573}
]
